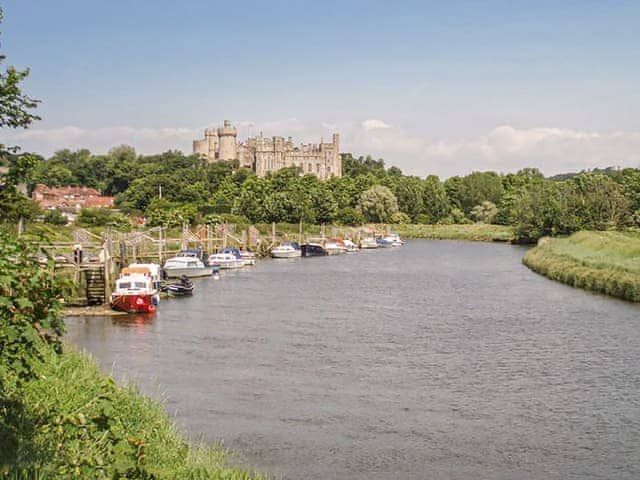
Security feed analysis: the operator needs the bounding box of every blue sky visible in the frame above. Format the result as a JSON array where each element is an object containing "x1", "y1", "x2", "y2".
[{"x1": 3, "y1": 0, "x2": 640, "y2": 177}]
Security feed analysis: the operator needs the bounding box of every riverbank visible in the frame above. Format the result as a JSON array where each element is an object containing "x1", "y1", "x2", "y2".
[
  {"x1": 523, "y1": 230, "x2": 640, "y2": 302},
  {"x1": 2, "y1": 346, "x2": 262, "y2": 479},
  {"x1": 393, "y1": 223, "x2": 516, "y2": 242}
]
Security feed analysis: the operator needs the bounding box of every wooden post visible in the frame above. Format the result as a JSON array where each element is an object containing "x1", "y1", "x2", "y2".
[
  {"x1": 241, "y1": 230, "x2": 247, "y2": 250},
  {"x1": 271, "y1": 222, "x2": 276, "y2": 245},
  {"x1": 222, "y1": 223, "x2": 228, "y2": 249},
  {"x1": 158, "y1": 225, "x2": 163, "y2": 263},
  {"x1": 298, "y1": 219, "x2": 303, "y2": 244},
  {"x1": 103, "y1": 228, "x2": 113, "y2": 305}
]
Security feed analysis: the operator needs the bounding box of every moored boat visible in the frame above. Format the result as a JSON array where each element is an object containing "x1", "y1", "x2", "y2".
[
  {"x1": 360, "y1": 237, "x2": 378, "y2": 249},
  {"x1": 383, "y1": 232, "x2": 404, "y2": 246},
  {"x1": 208, "y1": 250, "x2": 244, "y2": 269},
  {"x1": 239, "y1": 250, "x2": 256, "y2": 266},
  {"x1": 376, "y1": 237, "x2": 393, "y2": 248},
  {"x1": 324, "y1": 238, "x2": 347, "y2": 255},
  {"x1": 164, "y1": 275, "x2": 194, "y2": 296},
  {"x1": 343, "y1": 239, "x2": 359, "y2": 252},
  {"x1": 301, "y1": 243, "x2": 327, "y2": 257},
  {"x1": 111, "y1": 265, "x2": 160, "y2": 313},
  {"x1": 271, "y1": 241, "x2": 301, "y2": 258},
  {"x1": 163, "y1": 256, "x2": 213, "y2": 278}
]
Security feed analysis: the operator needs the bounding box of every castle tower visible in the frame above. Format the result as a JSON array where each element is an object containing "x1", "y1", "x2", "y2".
[{"x1": 217, "y1": 120, "x2": 238, "y2": 160}]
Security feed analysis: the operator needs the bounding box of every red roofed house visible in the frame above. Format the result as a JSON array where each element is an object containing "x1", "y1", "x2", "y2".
[{"x1": 32, "y1": 184, "x2": 115, "y2": 211}]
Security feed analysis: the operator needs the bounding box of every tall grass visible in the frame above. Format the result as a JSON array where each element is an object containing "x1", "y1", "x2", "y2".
[
  {"x1": 1, "y1": 347, "x2": 263, "y2": 479},
  {"x1": 523, "y1": 231, "x2": 640, "y2": 302},
  {"x1": 393, "y1": 224, "x2": 516, "y2": 242}
]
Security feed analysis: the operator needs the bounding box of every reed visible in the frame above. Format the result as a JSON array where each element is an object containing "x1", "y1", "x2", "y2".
[{"x1": 523, "y1": 230, "x2": 640, "y2": 302}]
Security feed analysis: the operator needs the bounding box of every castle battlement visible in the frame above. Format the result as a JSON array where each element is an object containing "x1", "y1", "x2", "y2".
[{"x1": 193, "y1": 121, "x2": 341, "y2": 180}]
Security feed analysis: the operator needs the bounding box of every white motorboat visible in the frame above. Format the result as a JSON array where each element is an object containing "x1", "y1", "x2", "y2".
[
  {"x1": 324, "y1": 239, "x2": 347, "y2": 255},
  {"x1": 208, "y1": 252, "x2": 245, "y2": 269},
  {"x1": 163, "y1": 256, "x2": 213, "y2": 278},
  {"x1": 271, "y1": 242, "x2": 301, "y2": 258},
  {"x1": 383, "y1": 232, "x2": 404, "y2": 246},
  {"x1": 343, "y1": 239, "x2": 359, "y2": 252},
  {"x1": 360, "y1": 237, "x2": 378, "y2": 249},
  {"x1": 239, "y1": 250, "x2": 256, "y2": 266}
]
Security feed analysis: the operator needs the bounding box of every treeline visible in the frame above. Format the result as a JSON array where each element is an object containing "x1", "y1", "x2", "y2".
[{"x1": 6, "y1": 146, "x2": 640, "y2": 242}]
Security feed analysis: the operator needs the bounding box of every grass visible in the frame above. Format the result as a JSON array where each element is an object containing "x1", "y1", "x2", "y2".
[
  {"x1": 1, "y1": 346, "x2": 264, "y2": 479},
  {"x1": 392, "y1": 223, "x2": 516, "y2": 242},
  {"x1": 523, "y1": 230, "x2": 640, "y2": 302}
]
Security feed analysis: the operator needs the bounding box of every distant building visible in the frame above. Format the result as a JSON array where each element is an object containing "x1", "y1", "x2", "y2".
[
  {"x1": 193, "y1": 120, "x2": 342, "y2": 180},
  {"x1": 32, "y1": 184, "x2": 114, "y2": 211}
]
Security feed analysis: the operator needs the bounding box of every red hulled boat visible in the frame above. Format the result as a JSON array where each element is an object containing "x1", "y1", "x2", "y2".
[{"x1": 110, "y1": 265, "x2": 160, "y2": 314}]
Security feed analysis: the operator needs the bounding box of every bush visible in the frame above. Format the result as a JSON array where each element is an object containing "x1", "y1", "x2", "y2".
[
  {"x1": 43, "y1": 208, "x2": 68, "y2": 226},
  {"x1": 389, "y1": 212, "x2": 411, "y2": 224}
]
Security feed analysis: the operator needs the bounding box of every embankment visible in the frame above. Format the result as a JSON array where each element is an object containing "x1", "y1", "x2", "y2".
[
  {"x1": 523, "y1": 230, "x2": 640, "y2": 302},
  {"x1": 2, "y1": 346, "x2": 262, "y2": 479}
]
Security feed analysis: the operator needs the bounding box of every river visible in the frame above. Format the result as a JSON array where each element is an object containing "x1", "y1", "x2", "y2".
[{"x1": 65, "y1": 240, "x2": 640, "y2": 480}]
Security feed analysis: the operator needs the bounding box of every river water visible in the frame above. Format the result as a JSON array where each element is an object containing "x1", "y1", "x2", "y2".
[{"x1": 65, "y1": 240, "x2": 640, "y2": 480}]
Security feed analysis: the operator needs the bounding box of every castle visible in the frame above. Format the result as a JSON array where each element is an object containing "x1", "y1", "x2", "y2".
[{"x1": 193, "y1": 120, "x2": 342, "y2": 180}]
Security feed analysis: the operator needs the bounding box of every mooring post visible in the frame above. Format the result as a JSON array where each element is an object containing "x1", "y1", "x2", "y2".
[
  {"x1": 298, "y1": 219, "x2": 303, "y2": 244},
  {"x1": 272, "y1": 222, "x2": 276, "y2": 245}
]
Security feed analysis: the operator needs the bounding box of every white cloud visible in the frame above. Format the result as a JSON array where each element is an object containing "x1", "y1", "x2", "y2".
[{"x1": 4, "y1": 120, "x2": 640, "y2": 178}]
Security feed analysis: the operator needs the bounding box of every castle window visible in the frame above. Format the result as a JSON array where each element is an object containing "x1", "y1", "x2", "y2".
[{"x1": 308, "y1": 163, "x2": 312, "y2": 172}]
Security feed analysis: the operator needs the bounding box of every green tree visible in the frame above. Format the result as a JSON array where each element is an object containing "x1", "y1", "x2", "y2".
[
  {"x1": 422, "y1": 175, "x2": 451, "y2": 223},
  {"x1": 358, "y1": 185, "x2": 399, "y2": 223},
  {"x1": 394, "y1": 176, "x2": 424, "y2": 221},
  {"x1": 470, "y1": 201, "x2": 498, "y2": 224}
]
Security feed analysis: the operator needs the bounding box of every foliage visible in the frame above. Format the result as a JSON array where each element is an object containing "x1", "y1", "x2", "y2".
[
  {"x1": 335, "y1": 207, "x2": 364, "y2": 225},
  {"x1": 43, "y1": 208, "x2": 68, "y2": 226},
  {"x1": 470, "y1": 201, "x2": 498, "y2": 224},
  {"x1": 0, "y1": 232, "x2": 66, "y2": 391},
  {"x1": 76, "y1": 208, "x2": 130, "y2": 230},
  {"x1": 357, "y1": 185, "x2": 399, "y2": 223},
  {"x1": 389, "y1": 212, "x2": 411, "y2": 224}
]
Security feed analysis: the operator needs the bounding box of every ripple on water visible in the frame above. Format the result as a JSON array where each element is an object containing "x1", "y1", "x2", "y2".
[{"x1": 66, "y1": 240, "x2": 640, "y2": 480}]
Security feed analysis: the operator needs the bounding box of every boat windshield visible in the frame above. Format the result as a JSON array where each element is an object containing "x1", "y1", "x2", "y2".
[{"x1": 118, "y1": 281, "x2": 131, "y2": 289}]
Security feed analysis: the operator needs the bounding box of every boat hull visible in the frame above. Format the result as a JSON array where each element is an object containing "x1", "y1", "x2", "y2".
[
  {"x1": 271, "y1": 250, "x2": 301, "y2": 258},
  {"x1": 301, "y1": 244, "x2": 327, "y2": 257},
  {"x1": 111, "y1": 293, "x2": 156, "y2": 313},
  {"x1": 163, "y1": 267, "x2": 213, "y2": 278}
]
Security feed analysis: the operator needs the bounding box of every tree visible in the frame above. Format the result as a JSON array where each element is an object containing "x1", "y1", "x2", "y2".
[
  {"x1": 422, "y1": 175, "x2": 451, "y2": 223},
  {"x1": 394, "y1": 176, "x2": 424, "y2": 221},
  {"x1": 358, "y1": 185, "x2": 399, "y2": 223},
  {"x1": 0, "y1": 8, "x2": 41, "y2": 224},
  {"x1": 470, "y1": 201, "x2": 498, "y2": 224}
]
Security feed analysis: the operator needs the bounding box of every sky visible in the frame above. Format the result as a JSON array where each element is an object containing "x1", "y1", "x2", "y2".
[{"x1": 2, "y1": 0, "x2": 640, "y2": 178}]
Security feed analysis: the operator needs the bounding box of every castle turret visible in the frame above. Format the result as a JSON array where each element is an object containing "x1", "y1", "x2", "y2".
[{"x1": 217, "y1": 120, "x2": 237, "y2": 160}]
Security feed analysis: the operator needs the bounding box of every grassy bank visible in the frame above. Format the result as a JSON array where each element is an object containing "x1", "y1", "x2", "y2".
[
  {"x1": 393, "y1": 223, "x2": 516, "y2": 242},
  {"x1": 1, "y1": 346, "x2": 262, "y2": 479},
  {"x1": 523, "y1": 230, "x2": 640, "y2": 302}
]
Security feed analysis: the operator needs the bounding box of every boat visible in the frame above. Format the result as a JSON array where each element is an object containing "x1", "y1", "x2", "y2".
[
  {"x1": 208, "y1": 249, "x2": 245, "y2": 269},
  {"x1": 383, "y1": 232, "x2": 404, "y2": 246},
  {"x1": 164, "y1": 275, "x2": 194, "y2": 296},
  {"x1": 239, "y1": 250, "x2": 256, "y2": 266},
  {"x1": 301, "y1": 243, "x2": 327, "y2": 257},
  {"x1": 271, "y1": 241, "x2": 301, "y2": 258},
  {"x1": 376, "y1": 237, "x2": 393, "y2": 248},
  {"x1": 343, "y1": 239, "x2": 359, "y2": 252},
  {"x1": 111, "y1": 265, "x2": 160, "y2": 313},
  {"x1": 163, "y1": 255, "x2": 214, "y2": 278},
  {"x1": 324, "y1": 238, "x2": 347, "y2": 255},
  {"x1": 360, "y1": 237, "x2": 378, "y2": 249}
]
